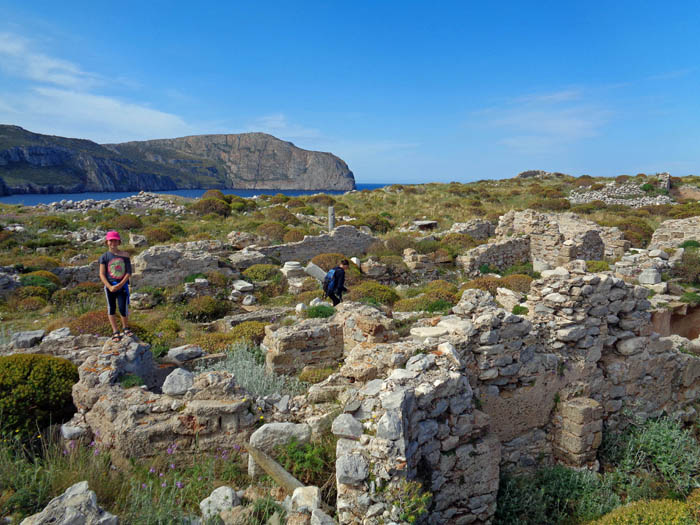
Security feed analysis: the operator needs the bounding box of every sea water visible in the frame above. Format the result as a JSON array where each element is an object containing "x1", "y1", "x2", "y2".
[{"x1": 0, "y1": 184, "x2": 388, "y2": 206}]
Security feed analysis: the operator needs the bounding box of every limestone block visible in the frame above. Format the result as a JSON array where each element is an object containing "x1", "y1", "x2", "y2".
[
  {"x1": 248, "y1": 423, "x2": 311, "y2": 478},
  {"x1": 162, "y1": 368, "x2": 194, "y2": 396},
  {"x1": 200, "y1": 486, "x2": 240, "y2": 520},
  {"x1": 559, "y1": 398, "x2": 603, "y2": 425},
  {"x1": 616, "y1": 336, "x2": 648, "y2": 356},
  {"x1": 11, "y1": 329, "x2": 45, "y2": 349},
  {"x1": 410, "y1": 326, "x2": 448, "y2": 339},
  {"x1": 336, "y1": 454, "x2": 369, "y2": 485},
  {"x1": 331, "y1": 414, "x2": 363, "y2": 440},
  {"x1": 166, "y1": 344, "x2": 204, "y2": 364},
  {"x1": 292, "y1": 486, "x2": 322, "y2": 512},
  {"x1": 19, "y1": 481, "x2": 117, "y2": 525},
  {"x1": 638, "y1": 268, "x2": 661, "y2": 285},
  {"x1": 232, "y1": 280, "x2": 254, "y2": 292}
]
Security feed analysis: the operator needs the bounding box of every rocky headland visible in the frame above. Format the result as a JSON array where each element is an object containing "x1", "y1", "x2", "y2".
[{"x1": 0, "y1": 125, "x2": 355, "y2": 195}]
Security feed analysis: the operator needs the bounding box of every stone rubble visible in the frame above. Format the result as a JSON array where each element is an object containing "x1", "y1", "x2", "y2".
[{"x1": 33, "y1": 191, "x2": 187, "y2": 214}]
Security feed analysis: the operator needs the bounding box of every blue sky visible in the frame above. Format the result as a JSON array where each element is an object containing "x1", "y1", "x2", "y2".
[{"x1": 0, "y1": 1, "x2": 698, "y2": 184}]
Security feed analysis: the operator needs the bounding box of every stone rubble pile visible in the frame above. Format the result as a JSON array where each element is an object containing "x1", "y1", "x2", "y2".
[
  {"x1": 568, "y1": 180, "x2": 674, "y2": 208},
  {"x1": 33, "y1": 191, "x2": 187, "y2": 214}
]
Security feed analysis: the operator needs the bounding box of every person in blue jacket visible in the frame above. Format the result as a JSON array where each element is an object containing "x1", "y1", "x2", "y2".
[{"x1": 325, "y1": 259, "x2": 349, "y2": 306}]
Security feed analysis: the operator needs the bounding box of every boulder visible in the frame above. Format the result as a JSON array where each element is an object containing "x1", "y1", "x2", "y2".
[
  {"x1": 165, "y1": 344, "x2": 204, "y2": 364},
  {"x1": 162, "y1": 368, "x2": 195, "y2": 396},
  {"x1": 248, "y1": 423, "x2": 312, "y2": 478},
  {"x1": 132, "y1": 242, "x2": 222, "y2": 287},
  {"x1": 19, "y1": 481, "x2": 117, "y2": 525},
  {"x1": 11, "y1": 330, "x2": 45, "y2": 349},
  {"x1": 200, "y1": 486, "x2": 240, "y2": 520}
]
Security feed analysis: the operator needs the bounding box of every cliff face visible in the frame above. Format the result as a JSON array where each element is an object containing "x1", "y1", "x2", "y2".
[
  {"x1": 0, "y1": 126, "x2": 355, "y2": 195},
  {"x1": 111, "y1": 133, "x2": 355, "y2": 191}
]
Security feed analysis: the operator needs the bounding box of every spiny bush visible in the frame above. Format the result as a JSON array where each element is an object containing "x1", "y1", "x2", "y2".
[
  {"x1": 269, "y1": 193, "x2": 290, "y2": 204},
  {"x1": 183, "y1": 296, "x2": 230, "y2": 322},
  {"x1": 35, "y1": 215, "x2": 68, "y2": 230},
  {"x1": 22, "y1": 270, "x2": 61, "y2": 287},
  {"x1": 307, "y1": 194, "x2": 335, "y2": 206},
  {"x1": 19, "y1": 275, "x2": 58, "y2": 296},
  {"x1": 23, "y1": 255, "x2": 60, "y2": 270},
  {"x1": 531, "y1": 198, "x2": 571, "y2": 211},
  {"x1": 275, "y1": 436, "x2": 338, "y2": 498},
  {"x1": 347, "y1": 280, "x2": 399, "y2": 305},
  {"x1": 679, "y1": 240, "x2": 700, "y2": 249},
  {"x1": 204, "y1": 270, "x2": 229, "y2": 289},
  {"x1": 310, "y1": 253, "x2": 347, "y2": 271},
  {"x1": 285, "y1": 198, "x2": 305, "y2": 208},
  {"x1": 143, "y1": 227, "x2": 172, "y2": 244},
  {"x1": 194, "y1": 333, "x2": 246, "y2": 353},
  {"x1": 16, "y1": 296, "x2": 48, "y2": 312},
  {"x1": 201, "y1": 189, "x2": 226, "y2": 201},
  {"x1": 51, "y1": 282, "x2": 103, "y2": 307},
  {"x1": 590, "y1": 498, "x2": 694, "y2": 524},
  {"x1": 357, "y1": 214, "x2": 391, "y2": 233},
  {"x1": 669, "y1": 202, "x2": 700, "y2": 219},
  {"x1": 14, "y1": 285, "x2": 50, "y2": 301},
  {"x1": 67, "y1": 310, "x2": 112, "y2": 336},
  {"x1": 382, "y1": 479, "x2": 432, "y2": 524},
  {"x1": 156, "y1": 318, "x2": 180, "y2": 334},
  {"x1": 156, "y1": 220, "x2": 185, "y2": 237},
  {"x1": 283, "y1": 228, "x2": 305, "y2": 243},
  {"x1": 296, "y1": 290, "x2": 324, "y2": 304},
  {"x1": 243, "y1": 264, "x2": 280, "y2": 281},
  {"x1": 0, "y1": 354, "x2": 78, "y2": 435},
  {"x1": 461, "y1": 277, "x2": 501, "y2": 296},
  {"x1": 265, "y1": 206, "x2": 299, "y2": 225},
  {"x1": 112, "y1": 214, "x2": 143, "y2": 231},
  {"x1": 228, "y1": 321, "x2": 267, "y2": 345},
  {"x1": 255, "y1": 222, "x2": 286, "y2": 242},
  {"x1": 305, "y1": 305, "x2": 335, "y2": 318},
  {"x1": 25, "y1": 235, "x2": 69, "y2": 249},
  {"x1": 439, "y1": 233, "x2": 480, "y2": 256},
  {"x1": 499, "y1": 274, "x2": 534, "y2": 293},
  {"x1": 587, "y1": 260, "x2": 611, "y2": 272},
  {"x1": 190, "y1": 198, "x2": 230, "y2": 217},
  {"x1": 672, "y1": 248, "x2": 700, "y2": 284}
]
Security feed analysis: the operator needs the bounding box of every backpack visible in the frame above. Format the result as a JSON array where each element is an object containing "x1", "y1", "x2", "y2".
[{"x1": 322, "y1": 268, "x2": 337, "y2": 297}]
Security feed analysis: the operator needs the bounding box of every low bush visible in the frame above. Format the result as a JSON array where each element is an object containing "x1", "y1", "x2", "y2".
[
  {"x1": 243, "y1": 264, "x2": 280, "y2": 281},
  {"x1": 25, "y1": 235, "x2": 69, "y2": 249},
  {"x1": 439, "y1": 233, "x2": 480, "y2": 256},
  {"x1": 461, "y1": 277, "x2": 501, "y2": 296},
  {"x1": 347, "y1": 280, "x2": 399, "y2": 305},
  {"x1": 590, "y1": 498, "x2": 694, "y2": 524},
  {"x1": 197, "y1": 342, "x2": 304, "y2": 397},
  {"x1": 275, "y1": 435, "x2": 337, "y2": 492},
  {"x1": 310, "y1": 253, "x2": 347, "y2": 271},
  {"x1": 143, "y1": 227, "x2": 172, "y2": 244},
  {"x1": 14, "y1": 285, "x2": 50, "y2": 301},
  {"x1": 298, "y1": 367, "x2": 335, "y2": 383},
  {"x1": 112, "y1": 214, "x2": 143, "y2": 231},
  {"x1": 201, "y1": 189, "x2": 226, "y2": 201},
  {"x1": 305, "y1": 305, "x2": 335, "y2": 318},
  {"x1": 16, "y1": 296, "x2": 48, "y2": 312},
  {"x1": 587, "y1": 260, "x2": 611, "y2": 272},
  {"x1": 21, "y1": 270, "x2": 61, "y2": 287},
  {"x1": 23, "y1": 256, "x2": 60, "y2": 270},
  {"x1": 672, "y1": 248, "x2": 700, "y2": 284},
  {"x1": 183, "y1": 296, "x2": 230, "y2": 322},
  {"x1": 228, "y1": 321, "x2": 267, "y2": 345},
  {"x1": 183, "y1": 272, "x2": 206, "y2": 283},
  {"x1": 265, "y1": 206, "x2": 299, "y2": 225},
  {"x1": 35, "y1": 215, "x2": 68, "y2": 230},
  {"x1": 531, "y1": 198, "x2": 571, "y2": 211},
  {"x1": 190, "y1": 198, "x2": 230, "y2": 217},
  {"x1": 256, "y1": 222, "x2": 286, "y2": 242},
  {"x1": 283, "y1": 228, "x2": 305, "y2": 243},
  {"x1": 680, "y1": 240, "x2": 700, "y2": 249},
  {"x1": 0, "y1": 354, "x2": 78, "y2": 435},
  {"x1": 499, "y1": 274, "x2": 533, "y2": 293},
  {"x1": 156, "y1": 220, "x2": 185, "y2": 237},
  {"x1": 512, "y1": 305, "x2": 529, "y2": 315},
  {"x1": 19, "y1": 275, "x2": 58, "y2": 295},
  {"x1": 357, "y1": 214, "x2": 391, "y2": 233}
]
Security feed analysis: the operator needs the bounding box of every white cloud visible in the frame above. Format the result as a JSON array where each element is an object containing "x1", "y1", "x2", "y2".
[
  {"x1": 475, "y1": 89, "x2": 610, "y2": 154},
  {"x1": 0, "y1": 32, "x2": 100, "y2": 89},
  {"x1": 0, "y1": 87, "x2": 193, "y2": 143}
]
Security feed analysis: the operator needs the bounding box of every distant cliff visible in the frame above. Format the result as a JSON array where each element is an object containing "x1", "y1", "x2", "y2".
[{"x1": 0, "y1": 125, "x2": 355, "y2": 195}]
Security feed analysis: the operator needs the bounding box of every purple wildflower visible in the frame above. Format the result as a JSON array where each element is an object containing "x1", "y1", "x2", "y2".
[
  {"x1": 175, "y1": 481, "x2": 183, "y2": 489},
  {"x1": 159, "y1": 473, "x2": 164, "y2": 478},
  {"x1": 141, "y1": 483, "x2": 147, "y2": 489},
  {"x1": 149, "y1": 467, "x2": 156, "y2": 474},
  {"x1": 161, "y1": 481, "x2": 167, "y2": 488},
  {"x1": 169, "y1": 463, "x2": 175, "y2": 470},
  {"x1": 93, "y1": 448, "x2": 99, "y2": 456}
]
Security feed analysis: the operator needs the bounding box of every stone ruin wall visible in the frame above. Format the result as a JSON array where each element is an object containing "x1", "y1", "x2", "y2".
[
  {"x1": 649, "y1": 216, "x2": 700, "y2": 250},
  {"x1": 455, "y1": 237, "x2": 531, "y2": 276},
  {"x1": 255, "y1": 225, "x2": 378, "y2": 263},
  {"x1": 322, "y1": 263, "x2": 700, "y2": 523}
]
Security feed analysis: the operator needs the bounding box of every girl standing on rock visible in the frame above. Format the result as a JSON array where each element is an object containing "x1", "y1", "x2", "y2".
[{"x1": 99, "y1": 231, "x2": 132, "y2": 342}]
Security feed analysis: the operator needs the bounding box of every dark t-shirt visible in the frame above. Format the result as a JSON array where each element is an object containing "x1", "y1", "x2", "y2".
[{"x1": 99, "y1": 251, "x2": 132, "y2": 284}]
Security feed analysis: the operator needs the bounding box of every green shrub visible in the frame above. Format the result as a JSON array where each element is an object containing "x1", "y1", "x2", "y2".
[
  {"x1": 347, "y1": 281, "x2": 399, "y2": 305},
  {"x1": 22, "y1": 270, "x2": 61, "y2": 287},
  {"x1": 183, "y1": 272, "x2": 207, "y2": 283},
  {"x1": 112, "y1": 214, "x2": 143, "y2": 231},
  {"x1": 229, "y1": 321, "x2": 267, "y2": 345},
  {"x1": 618, "y1": 418, "x2": 700, "y2": 497},
  {"x1": 190, "y1": 198, "x2": 230, "y2": 217},
  {"x1": 672, "y1": 249, "x2": 700, "y2": 284},
  {"x1": 587, "y1": 260, "x2": 611, "y2": 272},
  {"x1": 14, "y1": 286, "x2": 50, "y2": 301},
  {"x1": 157, "y1": 220, "x2": 185, "y2": 237},
  {"x1": 143, "y1": 227, "x2": 172, "y2": 244},
  {"x1": 640, "y1": 182, "x2": 655, "y2": 192},
  {"x1": 36, "y1": 215, "x2": 68, "y2": 230},
  {"x1": 680, "y1": 240, "x2": 700, "y2": 249},
  {"x1": 307, "y1": 194, "x2": 335, "y2": 206},
  {"x1": 439, "y1": 233, "x2": 480, "y2": 256},
  {"x1": 243, "y1": 264, "x2": 280, "y2": 281},
  {"x1": 275, "y1": 435, "x2": 337, "y2": 488},
  {"x1": 495, "y1": 466, "x2": 620, "y2": 525},
  {"x1": 247, "y1": 497, "x2": 287, "y2": 524},
  {"x1": 590, "y1": 498, "x2": 694, "y2": 524},
  {"x1": 382, "y1": 479, "x2": 432, "y2": 524},
  {"x1": 18, "y1": 276, "x2": 58, "y2": 296},
  {"x1": 183, "y1": 296, "x2": 230, "y2": 322},
  {"x1": 357, "y1": 214, "x2": 391, "y2": 233},
  {"x1": 156, "y1": 319, "x2": 180, "y2": 333},
  {"x1": 67, "y1": 310, "x2": 113, "y2": 336},
  {"x1": 119, "y1": 373, "x2": 145, "y2": 388},
  {"x1": 25, "y1": 235, "x2": 69, "y2": 249},
  {"x1": 305, "y1": 305, "x2": 335, "y2": 318},
  {"x1": 531, "y1": 198, "x2": 571, "y2": 211},
  {"x1": 0, "y1": 354, "x2": 78, "y2": 435},
  {"x1": 512, "y1": 305, "x2": 529, "y2": 315},
  {"x1": 461, "y1": 277, "x2": 501, "y2": 296}
]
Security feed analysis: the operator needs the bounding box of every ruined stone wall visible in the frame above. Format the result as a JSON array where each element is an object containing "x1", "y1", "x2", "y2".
[
  {"x1": 255, "y1": 225, "x2": 378, "y2": 263},
  {"x1": 649, "y1": 216, "x2": 700, "y2": 250},
  {"x1": 455, "y1": 237, "x2": 530, "y2": 276},
  {"x1": 333, "y1": 348, "x2": 500, "y2": 525},
  {"x1": 132, "y1": 240, "x2": 224, "y2": 287},
  {"x1": 443, "y1": 219, "x2": 495, "y2": 240},
  {"x1": 263, "y1": 318, "x2": 344, "y2": 375}
]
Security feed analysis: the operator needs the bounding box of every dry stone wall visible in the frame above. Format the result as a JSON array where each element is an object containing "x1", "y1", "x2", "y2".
[
  {"x1": 254, "y1": 225, "x2": 377, "y2": 263},
  {"x1": 455, "y1": 237, "x2": 530, "y2": 276}
]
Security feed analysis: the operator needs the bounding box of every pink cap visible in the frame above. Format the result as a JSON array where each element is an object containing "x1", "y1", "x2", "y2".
[{"x1": 105, "y1": 231, "x2": 121, "y2": 242}]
